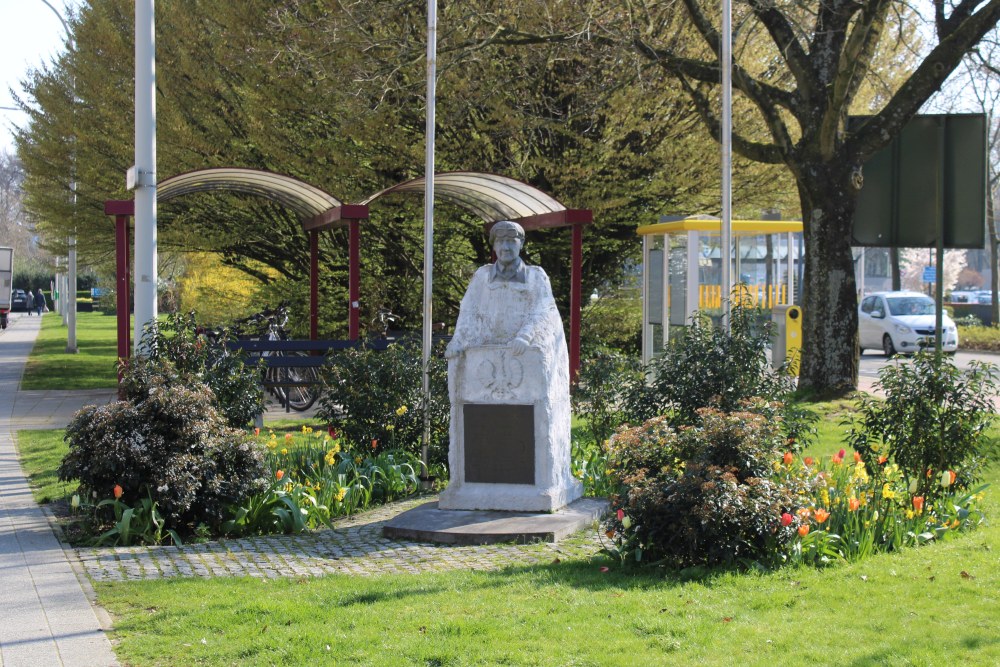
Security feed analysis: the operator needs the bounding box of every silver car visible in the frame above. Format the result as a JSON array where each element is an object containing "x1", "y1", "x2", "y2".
[{"x1": 859, "y1": 291, "x2": 959, "y2": 356}]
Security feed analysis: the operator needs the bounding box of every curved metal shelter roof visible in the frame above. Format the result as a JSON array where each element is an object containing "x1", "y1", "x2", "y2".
[
  {"x1": 158, "y1": 168, "x2": 344, "y2": 220},
  {"x1": 361, "y1": 171, "x2": 568, "y2": 223}
]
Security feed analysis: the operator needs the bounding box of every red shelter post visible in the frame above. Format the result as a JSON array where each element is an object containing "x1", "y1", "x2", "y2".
[
  {"x1": 309, "y1": 230, "x2": 319, "y2": 341},
  {"x1": 570, "y1": 224, "x2": 583, "y2": 382},
  {"x1": 349, "y1": 219, "x2": 360, "y2": 340},
  {"x1": 105, "y1": 200, "x2": 134, "y2": 395}
]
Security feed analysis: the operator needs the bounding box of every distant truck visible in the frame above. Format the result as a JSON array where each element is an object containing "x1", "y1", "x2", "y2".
[{"x1": 0, "y1": 246, "x2": 12, "y2": 329}]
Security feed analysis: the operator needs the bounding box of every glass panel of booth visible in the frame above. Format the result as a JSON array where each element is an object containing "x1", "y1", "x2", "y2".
[{"x1": 638, "y1": 217, "x2": 803, "y2": 363}]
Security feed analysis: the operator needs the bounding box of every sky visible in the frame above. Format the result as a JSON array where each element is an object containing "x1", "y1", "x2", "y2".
[{"x1": 0, "y1": 0, "x2": 83, "y2": 154}]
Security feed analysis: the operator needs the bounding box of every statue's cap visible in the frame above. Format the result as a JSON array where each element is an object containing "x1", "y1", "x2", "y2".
[{"x1": 489, "y1": 220, "x2": 525, "y2": 244}]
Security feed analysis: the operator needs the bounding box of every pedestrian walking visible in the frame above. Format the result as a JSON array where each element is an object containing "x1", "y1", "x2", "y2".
[
  {"x1": 25, "y1": 290, "x2": 34, "y2": 316},
  {"x1": 34, "y1": 288, "x2": 45, "y2": 316}
]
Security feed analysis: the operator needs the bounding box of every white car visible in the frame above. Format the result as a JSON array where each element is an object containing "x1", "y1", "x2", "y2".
[{"x1": 859, "y1": 291, "x2": 959, "y2": 356}]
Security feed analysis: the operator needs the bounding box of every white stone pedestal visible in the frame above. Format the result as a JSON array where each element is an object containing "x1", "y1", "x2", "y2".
[{"x1": 439, "y1": 345, "x2": 582, "y2": 512}]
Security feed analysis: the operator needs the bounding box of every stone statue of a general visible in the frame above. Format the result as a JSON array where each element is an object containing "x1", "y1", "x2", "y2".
[{"x1": 441, "y1": 220, "x2": 580, "y2": 512}]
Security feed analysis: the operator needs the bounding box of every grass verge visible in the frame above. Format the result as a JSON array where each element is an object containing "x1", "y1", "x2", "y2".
[
  {"x1": 20, "y1": 311, "x2": 121, "y2": 390},
  {"x1": 95, "y1": 511, "x2": 998, "y2": 666}
]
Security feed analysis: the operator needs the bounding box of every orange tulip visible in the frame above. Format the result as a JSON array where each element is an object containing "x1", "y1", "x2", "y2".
[
  {"x1": 254, "y1": 427, "x2": 261, "y2": 436},
  {"x1": 285, "y1": 433, "x2": 293, "y2": 441},
  {"x1": 276, "y1": 470, "x2": 284, "y2": 481},
  {"x1": 912, "y1": 496, "x2": 924, "y2": 513},
  {"x1": 848, "y1": 497, "x2": 860, "y2": 511},
  {"x1": 878, "y1": 454, "x2": 888, "y2": 465},
  {"x1": 832, "y1": 453, "x2": 844, "y2": 465},
  {"x1": 853, "y1": 451, "x2": 862, "y2": 463},
  {"x1": 803, "y1": 457, "x2": 814, "y2": 466},
  {"x1": 783, "y1": 452, "x2": 794, "y2": 466},
  {"x1": 814, "y1": 508, "x2": 830, "y2": 524},
  {"x1": 798, "y1": 525, "x2": 810, "y2": 537},
  {"x1": 113, "y1": 484, "x2": 123, "y2": 500},
  {"x1": 372, "y1": 439, "x2": 378, "y2": 450}
]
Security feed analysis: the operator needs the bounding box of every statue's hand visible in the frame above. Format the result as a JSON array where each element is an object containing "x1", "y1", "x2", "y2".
[
  {"x1": 510, "y1": 337, "x2": 531, "y2": 355},
  {"x1": 445, "y1": 341, "x2": 463, "y2": 359}
]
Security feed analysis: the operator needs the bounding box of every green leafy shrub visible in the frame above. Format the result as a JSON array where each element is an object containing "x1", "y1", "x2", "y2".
[
  {"x1": 605, "y1": 408, "x2": 794, "y2": 568},
  {"x1": 845, "y1": 352, "x2": 999, "y2": 500},
  {"x1": 60, "y1": 380, "x2": 267, "y2": 535},
  {"x1": 581, "y1": 292, "x2": 643, "y2": 355},
  {"x1": 627, "y1": 293, "x2": 794, "y2": 427},
  {"x1": 317, "y1": 341, "x2": 448, "y2": 466},
  {"x1": 128, "y1": 311, "x2": 263, "y2": 428},
  {"x1": 572, "y1": 347, "x2": 643, "y2": 447}
]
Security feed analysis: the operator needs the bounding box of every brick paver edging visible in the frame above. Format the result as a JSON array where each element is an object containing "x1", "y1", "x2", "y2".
[{"x1": 73, "y1": 496, "x2": 606, "y2": 582}]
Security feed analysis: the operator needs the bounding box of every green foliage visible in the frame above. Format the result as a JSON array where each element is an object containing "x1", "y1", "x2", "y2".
[
  {"x1": 629, "y1": 294, "x2": 793, "y2": 426},
  {"x1": 126, "y1": 312, "x2": 264, "y2": 428},
  {"x1": 580, "y1": 292, "x2": 642, "y2": 355},
  {"x1": 845, "y1": 352, "x2": 999, "y2": 501},
  {"x1": 224, "y1": 428, "x2": 420, "y2": 536},
  {"x1": 59, "y1": 381, "x2": 268, "y2": 536},
  {"x1": 85, "y1": 492, "x2": 182, "y2": 547},
  {"x1": 605, "y1": 409, "x2": 795, "y2": 568},
  {"x1": 571, "y1": 347, "x2": 643, "y2": 447},
  {"x1": 317, "y1": 342, "x2": 448, "y2": 466},
  {"x1": 958, "y1": 323, "x2": 1000, "y2": 351}
]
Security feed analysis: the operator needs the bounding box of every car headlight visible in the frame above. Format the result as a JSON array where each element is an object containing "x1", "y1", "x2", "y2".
[{"x1": 893, "y1": 323, "x2": 912, "y2": 335}]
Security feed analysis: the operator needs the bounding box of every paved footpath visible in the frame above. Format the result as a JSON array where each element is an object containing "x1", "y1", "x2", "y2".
[{"x1": 0, "y1": 314, "x2": 119, "y2": 667}]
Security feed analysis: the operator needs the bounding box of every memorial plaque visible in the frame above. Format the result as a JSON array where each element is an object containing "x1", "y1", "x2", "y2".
[{"x1": 463, "y1": 404, "x2": 535, "y2": 484}]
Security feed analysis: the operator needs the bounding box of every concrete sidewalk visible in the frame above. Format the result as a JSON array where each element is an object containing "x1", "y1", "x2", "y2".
[{"x1": 0, "y1": 314, "x2": 119, "y2": 666}]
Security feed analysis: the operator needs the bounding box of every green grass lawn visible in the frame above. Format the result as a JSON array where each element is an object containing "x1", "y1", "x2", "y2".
[
  {"x1": 20, "y1": 311, "x2": 122, "y2": 390},
  {"x1": 17, "y1": 405, "x2": 1000, "y2": 666}
]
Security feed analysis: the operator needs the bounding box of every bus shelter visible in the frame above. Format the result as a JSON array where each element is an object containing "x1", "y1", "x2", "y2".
[{"x1": 637, "y1": 215, "x2": 803, "y2": 362}]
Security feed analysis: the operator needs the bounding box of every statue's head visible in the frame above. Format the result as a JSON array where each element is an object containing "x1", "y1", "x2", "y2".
[{"x1": 488, "y1": 220, "x2": 525, "y2": 246}]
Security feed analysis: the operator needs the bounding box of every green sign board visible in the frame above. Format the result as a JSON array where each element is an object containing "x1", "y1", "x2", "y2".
[{"x1": 851, "y1": 114, "x2": 986, "y2": 249}]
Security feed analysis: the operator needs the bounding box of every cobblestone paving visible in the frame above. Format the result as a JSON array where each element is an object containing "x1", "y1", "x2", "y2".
[{"x1": 75, "y1": 497, "x2": 605, "y2": 582}]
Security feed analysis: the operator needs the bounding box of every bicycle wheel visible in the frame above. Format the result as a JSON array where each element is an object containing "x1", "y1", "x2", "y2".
[
  {"x1": 265, "y1": 362, "x2": 290, "y2": 408},
  {"x1": 284, "y1": 352, "x2": 320, "y2": 411}
]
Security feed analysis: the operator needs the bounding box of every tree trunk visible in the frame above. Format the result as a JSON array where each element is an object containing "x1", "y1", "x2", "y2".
[{"x1": 797, "y1": 163, "x2": 860, "y2": 395}]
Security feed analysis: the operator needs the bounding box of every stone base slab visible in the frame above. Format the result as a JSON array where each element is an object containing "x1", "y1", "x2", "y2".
[{"x1": 382, "y1": 497, "x2": 608, "y2": 545}]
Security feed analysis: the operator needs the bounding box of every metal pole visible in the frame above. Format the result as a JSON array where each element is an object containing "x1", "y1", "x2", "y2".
[
  {"x1": 133, "y1": 0, "x2": 157, "y2": 352},
  {"x1": 420, "y1": 0, "x2": 437, "y2": 483},
  {"x1": 720, "y1": 0, "x2": 733, "y2": 329}
]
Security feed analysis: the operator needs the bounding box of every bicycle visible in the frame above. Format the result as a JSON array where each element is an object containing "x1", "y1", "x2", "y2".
[
  {"x1": 370, "y1": 307, "x2": 401, "y2": 340},
  {"x1": 237, "y1": 305, "x2": 321, "y2": 412}
]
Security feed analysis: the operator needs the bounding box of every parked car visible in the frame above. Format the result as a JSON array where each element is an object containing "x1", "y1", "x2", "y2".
[
  {"x1": 10, "y1": 289, "x2": 29, "y2": 312},
  {"x1": 859, "y1": 291, "x2": 959, "y2": 356}
]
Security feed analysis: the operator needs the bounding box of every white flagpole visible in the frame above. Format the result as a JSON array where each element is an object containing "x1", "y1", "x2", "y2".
[
  {"x1": 721, "y1": 0, "x2": 733, "y2": 330},
  {"x1": 421, "y1": 0, "x2": 437, "y2": 482}
]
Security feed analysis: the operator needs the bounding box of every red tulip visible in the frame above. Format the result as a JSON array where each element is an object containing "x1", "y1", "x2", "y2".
[
  {"x1": 780, "y1": 512, "x2": 793, "y2": 527},
  {"x1": 616, "y1": 508, "x2": 625, "y2": 521}
]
